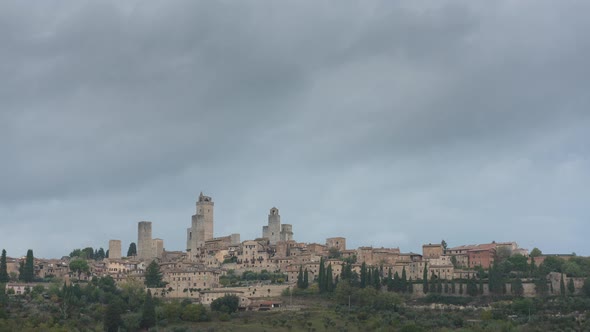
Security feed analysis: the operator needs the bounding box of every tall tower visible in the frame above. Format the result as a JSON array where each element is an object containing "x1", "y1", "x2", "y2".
[
  {"x1": 187, "y1": 193, "x2": 214, "y2": 255},
  {"x1": 108, "y1": 240, "x2": 122, "y2": 260},
  {"x1": 137, "y1": 221, "x2": 153, "y2": 260},
  {"x1": 264, "y1": 207, "x2": 282, "y2": 245}
]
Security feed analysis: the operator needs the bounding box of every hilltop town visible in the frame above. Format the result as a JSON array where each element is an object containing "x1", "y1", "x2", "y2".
[{"x1": 2, "y1": 192, "x2": 586, "y2": 309}]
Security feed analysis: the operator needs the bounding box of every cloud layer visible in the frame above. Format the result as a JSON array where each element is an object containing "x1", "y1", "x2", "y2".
[{"x1": 1, "y1": 1, "x2": 589, "y2": 258}]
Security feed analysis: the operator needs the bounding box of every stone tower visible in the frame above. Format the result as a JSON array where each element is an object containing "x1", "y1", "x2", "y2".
[
  {"x1": 262, "y1": 207, "x2": 282, "y2": 245},
  {"x1": 108, "y1": 240, "x2": 122, "y2": 260},
  {"x1": 137, "y1": 221, "x2": 153, "y2": 260},
  {"x1": 280, "y1": 224, "x2": 293, "y2": 242},
  {"x1": 187, "y1": 193, "x2": 214, "y2": 254}
]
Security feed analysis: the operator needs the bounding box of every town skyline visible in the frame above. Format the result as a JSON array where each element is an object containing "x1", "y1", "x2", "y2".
[{"x1": 0, "y1": 192, "x2": 577, "y2": 259}]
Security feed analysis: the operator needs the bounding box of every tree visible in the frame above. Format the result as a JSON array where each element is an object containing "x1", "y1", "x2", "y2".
[
  {"x1": 467, "y1": 277, "x2": 478, "y2": 296},
  {"x1": 507, "y1": 254, "x2": 529, "y2": 273},
  {"x1": 318, "y1": 257, "x2": 325, "y2": 292},
  {"x1": 408, "y1": 277, "x2": 413, "y2": 293},
  {"x1": 69, "y1": 259, "x2": 90, "y2": 280},
  {"x1": 104, "y1": 297, "x2": 124, "y2": 332},
  {"x1": 82, "y1": 247, "x2": 94, "y2": 260},
  {"x1": 441, "y1": 240, "x2": 448, "y2": 251},
  {"x1": 372, "y1": 267, "x2": 380, "y2": 290},
  {"x1": 145, "y1": 260, "x2": 164, "y2": 288},
  {"x1": 69, "y1": 249, "x2": 83, "y2": 258},
  {"x1": 530, "y1": 256, "x2": 536, "y2": 277},
  {"x1": 530, "y1": 248, "x2": 542, "y2": 257},
  {"x1": 326, "y1": 264, "x2": 335, "y2": 292},
  {"x1": 422, "y1": 263, "x2": 428, "y2": 294},
  {"x1": 303, "y1": 268, "x2": 309, "y2": 288},
  {"x1": 567, "y1": 277, "x2": 575, "y2": 295},
  {"x1": 583, "y1": 278, "x2": 590, "y2": 297},
  {"x1": 297, "y1": 265, "x2": 304, "y2": 288},
  {"x1": 18, "y1": 261, "x2": 24, "y2": 281},
  {"x1": 512, "y1": 278, "x2": 524, "y2": 297},
  {"x1": 96, "y1": 248, "x2": 106, "y2": 261},
  {"x1": 127, "y1": 242, "x2": 137, "y2": 257},
  {"x1": 0, "y1": 249, "x2": 8, "y2": 283},
  {"x1": 23, "y1": 249, "x2": 35, "y2": 282},
  {"x1": 478, "y1": 277, "x2": 484, "y2": 295},
  {"x1": 429, "y1": 272, "x2": 436, "y2": 293},
  {"x1": 360, "y1": 262, "x2": 367, "y2": 288},
  {"x1": 560, "y1": 273, "x2": 566, "y2": 297},
  {"x1": 140, "y1": 289, "x2": 156, "y2": 330},
  {"x1": 210, "y1": 294, "x2": 239, "y2": 314},
  {"x1": 534, "y1": 277, "x2": 549, "y2": 296},
  {"x1": 401, "y1": 267, "x2": 408, "y2": 293}
]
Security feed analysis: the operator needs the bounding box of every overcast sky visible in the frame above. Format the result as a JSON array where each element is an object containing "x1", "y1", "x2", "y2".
[{"x1": 1, "y1": 1, "x2": 589, "y2": 259}]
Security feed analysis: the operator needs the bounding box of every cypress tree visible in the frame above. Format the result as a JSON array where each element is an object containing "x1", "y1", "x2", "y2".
[
  {"x1": 0, "y1": 249, "x2": 9, "y2": 283},
  {"x1": 401, "y1": 267, "x2": 408, "y2": 293},
  {"x1": 451, "y1": 280, "x2": 456, "y2": 294},
  {"x1": 367, "y1": 268, "x2": 372, "y2": 289},
  {"x1": 478, "y1": 277, "x2": 484, "y2": 295},
  {"x1": 373, "y1": 267, "x2": 380, "y2": 289},
  {"x1": 567, "y1": 277, "x2": 575, "y2": 295},
  {"x1": 437, "y1": 275, "x2": 443, "y2": 294},
  {"x1": 140, "y1": 289, "x2": 156, "y2": 329},
  {"x1": 560, "y1": 273, "x2": 566, "y2": 296},
  {"x1": 127, "y1": 242, "x2": 137, "y2": 257},
  {"x1": 408, "y1": 277, "x2": 414, "y2": 293},
  {"x1": 360, "y1": 262, "x2": 367, "y2": 288},
  {"x1": 393, "y1": 272, "x2": 400, "y2": 292},
  {"x1": 512, "y1": 278, "x2": 524, "y2": 297},
  {"x1": 459, "y1": 281, "x2": 464, "y2": 295},
  {"x1": 444, "y1": 282, "x2": 449, "y2": 294},
  {"x1": 18, "y1": 261, "x2": 24, "y2": 281},
  {"x1": 297, "y1": 265, "x2": 304, "y2": 288},
  {"x1": 467, "y1": 277, "x2": 478, "y2": 296},
  {"x1": 318, "y1": 258, "x2": 325, "y2": 292},
  {"x1": 24, "y1": 250, "x2": 35, "y2": 282},
  {"x1": 530, "y1": 256, "x2": 536, "y2": 277},
  {"x1": 303, "y1": 268, "x2": 309, "y2": 288},
  {"x1": 422, "y1": 263, "x2": 429, "y2": 294},
  {"x1": 326, "y1": 264, "x2": 334, "y2": 292}
]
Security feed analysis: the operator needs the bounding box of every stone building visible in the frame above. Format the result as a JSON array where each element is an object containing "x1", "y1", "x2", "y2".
[
  {"x1": 187, "y1": 193, "x2": 215, "y2": 256},
  {"x1": 138, "y1": 221, "x2": 153, "y2": 260},
  {"x1": 137, "y1": 221, "x2": 165, "y2": 261},
  {"x1": 108, "y1": 240, "x2": 122, "y2": 260},
  {"x1": 261, "y1": 207, "x2": 293, "y2": 245},
  {"x1": 326, "y1": 237, "x2": 346, "y2": 251},
  {"x1": 422, "y1": 243, "x2": 443, "y2": 259}
]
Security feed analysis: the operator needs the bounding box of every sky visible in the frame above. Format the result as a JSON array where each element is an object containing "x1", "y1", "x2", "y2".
[{"x1": 1, "y1": 1, "x2": 589, "y2": 259}]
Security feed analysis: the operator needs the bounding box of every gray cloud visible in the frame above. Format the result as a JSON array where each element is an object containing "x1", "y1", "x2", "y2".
[{"x1": 1, "y1": 0, "x2": 589, "y2": 258}]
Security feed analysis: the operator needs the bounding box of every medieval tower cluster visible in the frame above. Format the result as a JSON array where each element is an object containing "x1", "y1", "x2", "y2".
[
  {"x1": 261, "y1": 207, "x2": 293, "y2": 245},
  {"x1": 116, "y1": 192, "x2": 294, "y2": 262}
]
